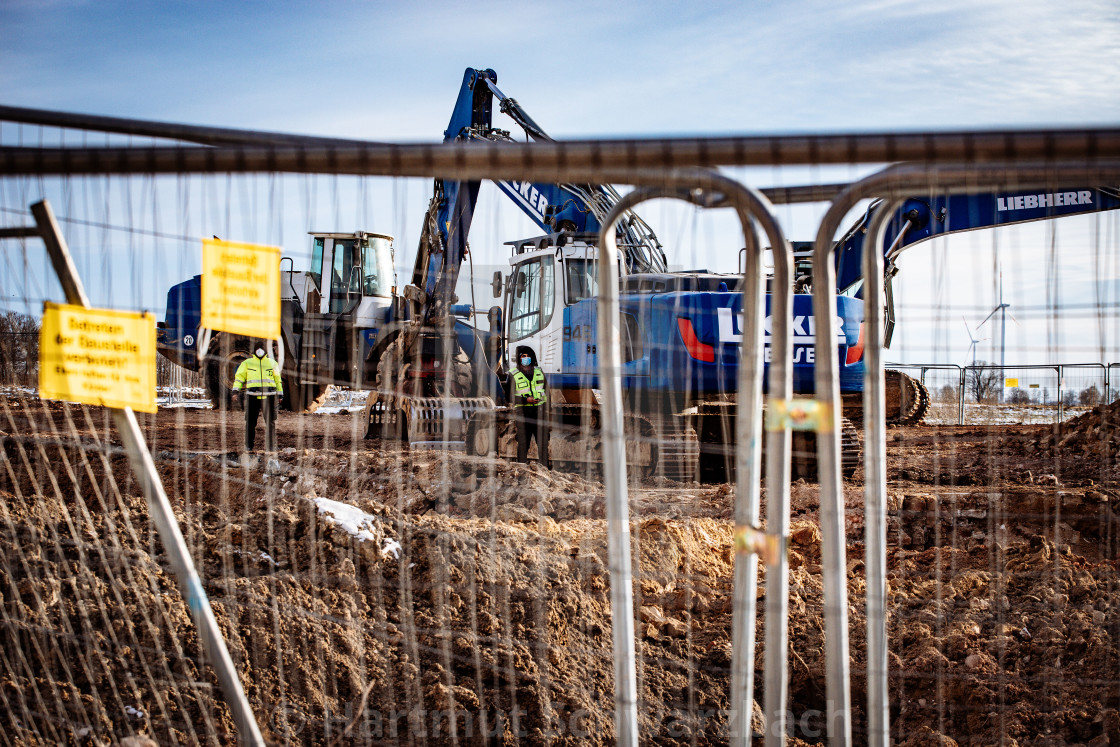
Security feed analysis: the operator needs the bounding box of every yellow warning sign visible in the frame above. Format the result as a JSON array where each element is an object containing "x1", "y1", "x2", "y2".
[
  {"x1": 1005, "y1": 378, "x2": 1019, "y2": 388},
  {"x1": 39, "y1": 303, "x2": 157, "y2": 413},
  {"x1": 766, "y1": 398, "x2": 832, "y2": 432},
  {"x1": 200, "y1": 238, "x2": 281, "y2": 339},
  {"x1": 734, "y1": 525, "x2": 781, "y2": 564}
]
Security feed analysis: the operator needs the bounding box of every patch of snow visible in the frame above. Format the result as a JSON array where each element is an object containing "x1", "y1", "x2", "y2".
[
  {"x1": 158, "y1": 398, "x2": 212, "y2": 409},
  {"x1": 259, "y1": 551, "x2": 278, "y2": 566},
  {"x1": 924, "y1": 402, "x2": 1089, "y2": 426},
  {"x1": 313, "y1": 497, "x2": 404, "y2": 558},
  {"x1": 314, "y1": 388, "x2": 371, "y2": 414},
  {"x1": 0, "y1": 385, "x2": 38, "y2": 397},
  {"x1": 124, "y1": 705, "x2": 146, "y2": 720},
  {"x1": 314, "y1": 497, "x2": 381, "y2": 543},
  {"x1": 157, "y1": 386, "x2": 211, "y2": 409},
  {"x1": 156, "y1": 386, "x2": 207, "y2": 395}
]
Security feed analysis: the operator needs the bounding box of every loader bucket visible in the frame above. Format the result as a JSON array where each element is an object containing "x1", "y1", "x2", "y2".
[
  {"x1": 408, "y1": 396, "x2": 496, "y2": 447},
  {"x1": 364, "y1": 393, "x2": 495, "y2": 449}
]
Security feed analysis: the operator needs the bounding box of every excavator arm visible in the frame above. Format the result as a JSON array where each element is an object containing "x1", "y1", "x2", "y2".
[{"x1": 405, "y1": 68, "x2": 666, "y2": 329}]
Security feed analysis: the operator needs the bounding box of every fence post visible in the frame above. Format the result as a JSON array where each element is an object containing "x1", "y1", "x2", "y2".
[
  {"x1": 859, "y1": 198, "x2": 901, "y2": 747},
  {"x1": 1056, "y1": 366, "x2": 1063, "y2": 422},
  {"x1": 810, "y1": 160, "x2": 1120, "y2": 744},
  {"x1": 960, "y1": 367, "x2": 967, "y2": 425},
  {"x1": 30, "y1": 199, "x2": 266, "y2": 747}
]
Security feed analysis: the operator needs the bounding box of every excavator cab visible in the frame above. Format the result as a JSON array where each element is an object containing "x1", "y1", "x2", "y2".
[{"x1": 502, "y1": 233, "x2": 591, "y2": 377}]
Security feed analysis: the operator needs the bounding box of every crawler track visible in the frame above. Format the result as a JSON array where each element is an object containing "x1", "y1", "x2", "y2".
[{"x1": 842, "y1": 369, "x2": 931, "y2": 426}]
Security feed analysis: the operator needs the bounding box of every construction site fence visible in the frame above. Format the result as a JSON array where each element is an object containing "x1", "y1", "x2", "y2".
[
  {"x1": 1, "y1": 110, "x2": 1119, "y2": 747},
  {"x1": 890, "y1": 362, "x2": 1115, "y2": 425}
]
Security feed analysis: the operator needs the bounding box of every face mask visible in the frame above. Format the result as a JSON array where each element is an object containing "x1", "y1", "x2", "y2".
[
  {"x1": 520, "y1": 356, "x2": 531, "y2": 366},
  {"x1": 255, "y1": 348, "x2": 266, "y2": 358}
]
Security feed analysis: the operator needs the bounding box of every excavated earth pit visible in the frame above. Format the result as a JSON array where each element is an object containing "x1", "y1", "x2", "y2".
[{"x1": 1, "y1": 394, "x2": 1119, "y2": 745}]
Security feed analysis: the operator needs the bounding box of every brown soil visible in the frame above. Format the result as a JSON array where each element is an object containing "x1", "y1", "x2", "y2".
[{"x1": 1, "y1": 395, "x2": 1118, "y2": 745}]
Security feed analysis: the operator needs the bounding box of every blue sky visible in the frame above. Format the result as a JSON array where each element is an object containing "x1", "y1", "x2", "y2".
[
  {"x1": 2, "y1": 0, "x2": 1120, "y2": 368},
  {"x1": 5, "y1": 0, "x2": 1120, "y2": 135}
]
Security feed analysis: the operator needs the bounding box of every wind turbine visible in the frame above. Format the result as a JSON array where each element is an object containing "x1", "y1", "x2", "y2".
[
  {"x1": 962, "y1": 316, "x2": 988, "y2": 367},
  {"x1": 977, "y1": 271, "x2": 1019, "y2": 399}
]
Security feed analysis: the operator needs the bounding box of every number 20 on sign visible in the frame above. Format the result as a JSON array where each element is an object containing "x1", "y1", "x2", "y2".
[{"x1": 39, "y1": 303, "x2": 158, "y2": 413}]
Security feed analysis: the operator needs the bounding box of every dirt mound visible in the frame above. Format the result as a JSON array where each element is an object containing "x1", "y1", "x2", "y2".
[
  {"x1": 1032, "y1": 398, "x2": 1120, "y2": 459},
  {"x1": 0, "y1": 417, "x2": 751, "y2": 745},
  {"x1": 4, "y1": 401, "x2": 1120, "y2": 745}
]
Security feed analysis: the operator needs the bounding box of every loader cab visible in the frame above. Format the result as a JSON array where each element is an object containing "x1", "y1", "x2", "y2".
[
  {"x1": 291, "y1": 231, "x2": 395, "y2": 398},
  {"x1": 307, "y1": 231, "x2": 395, "y2": 327}
]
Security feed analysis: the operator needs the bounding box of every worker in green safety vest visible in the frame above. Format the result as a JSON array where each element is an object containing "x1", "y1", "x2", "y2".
[
  {"x1": 232, "y1": 344, "x2": 284, "y2": 452},
  {"x1": 507, "y1": 345, "x2": 550, "y2": 467}
]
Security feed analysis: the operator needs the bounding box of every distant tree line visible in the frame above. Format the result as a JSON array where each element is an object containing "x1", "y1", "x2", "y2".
[
  {"x1": 0, "y1": 312, "x2": 39, "y2": 386},
  {"x1": 1004, "y1": 385, "x2": 1102, "y2": 406}
]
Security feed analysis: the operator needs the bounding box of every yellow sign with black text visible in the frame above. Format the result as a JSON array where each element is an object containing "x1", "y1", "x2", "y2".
[
  {"x1": 200, "y1": 238, "x2": 281, "y2": 340},
  {"x1": 39, "y1": 303, "x2": 157, "y2": 413},
  {"x1": 1005, "y1": 378, "x2": 1019, "y2": 388}
]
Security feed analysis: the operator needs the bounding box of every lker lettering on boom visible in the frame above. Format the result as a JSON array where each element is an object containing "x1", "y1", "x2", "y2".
[{"x1": 716, "y1": 308, "x2": 847, "y2": 362}]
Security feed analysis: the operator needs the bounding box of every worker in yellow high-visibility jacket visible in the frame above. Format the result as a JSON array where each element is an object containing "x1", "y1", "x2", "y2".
[
  {"x1": 232, "y1": 345, "x2": 283, "y2": 452},
  {"x1": 507, "y1": 345, "x2": 550, "y2": 468}
]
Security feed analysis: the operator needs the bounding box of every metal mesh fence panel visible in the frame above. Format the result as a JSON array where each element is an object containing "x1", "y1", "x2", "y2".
[
  {"x1": 0, "y1": 160, "x2": 759, "y2": 744},
  {"x1": 1061, "y1": 364, "x2": 1109, "y2": 418}
]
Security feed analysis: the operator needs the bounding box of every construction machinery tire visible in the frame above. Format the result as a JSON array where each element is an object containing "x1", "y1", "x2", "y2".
[
  {"x1": 365, "y1": 339, "x2": 408, "y2": 440},
  {"x1": 897, "y1": 375, "x2": 931, "y2": 426},
  {"x1": 373, "y1": 334, "x2": 474, "y2": 400},
  {"x1": 884, "y1": 369, "x2": 926, "y2": 425},
  {"x1": 204, "y1": 333, "x2": 251, "y2": 411},
  {"x1": 465, "y1": 413, "x2": 498, "y2": 457},
  {"x1": 374, "y1": 335, "x2": 409, "y2": 398},
  {"x1": 370, "y1": 334, "x2": 478, "y2": 444},
  {"x1": 280, "y1": 375, "x2": 330, "y2": 413},
  {"x1": 465, "y1": 409, "x2": 511, "y2": 457}
]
